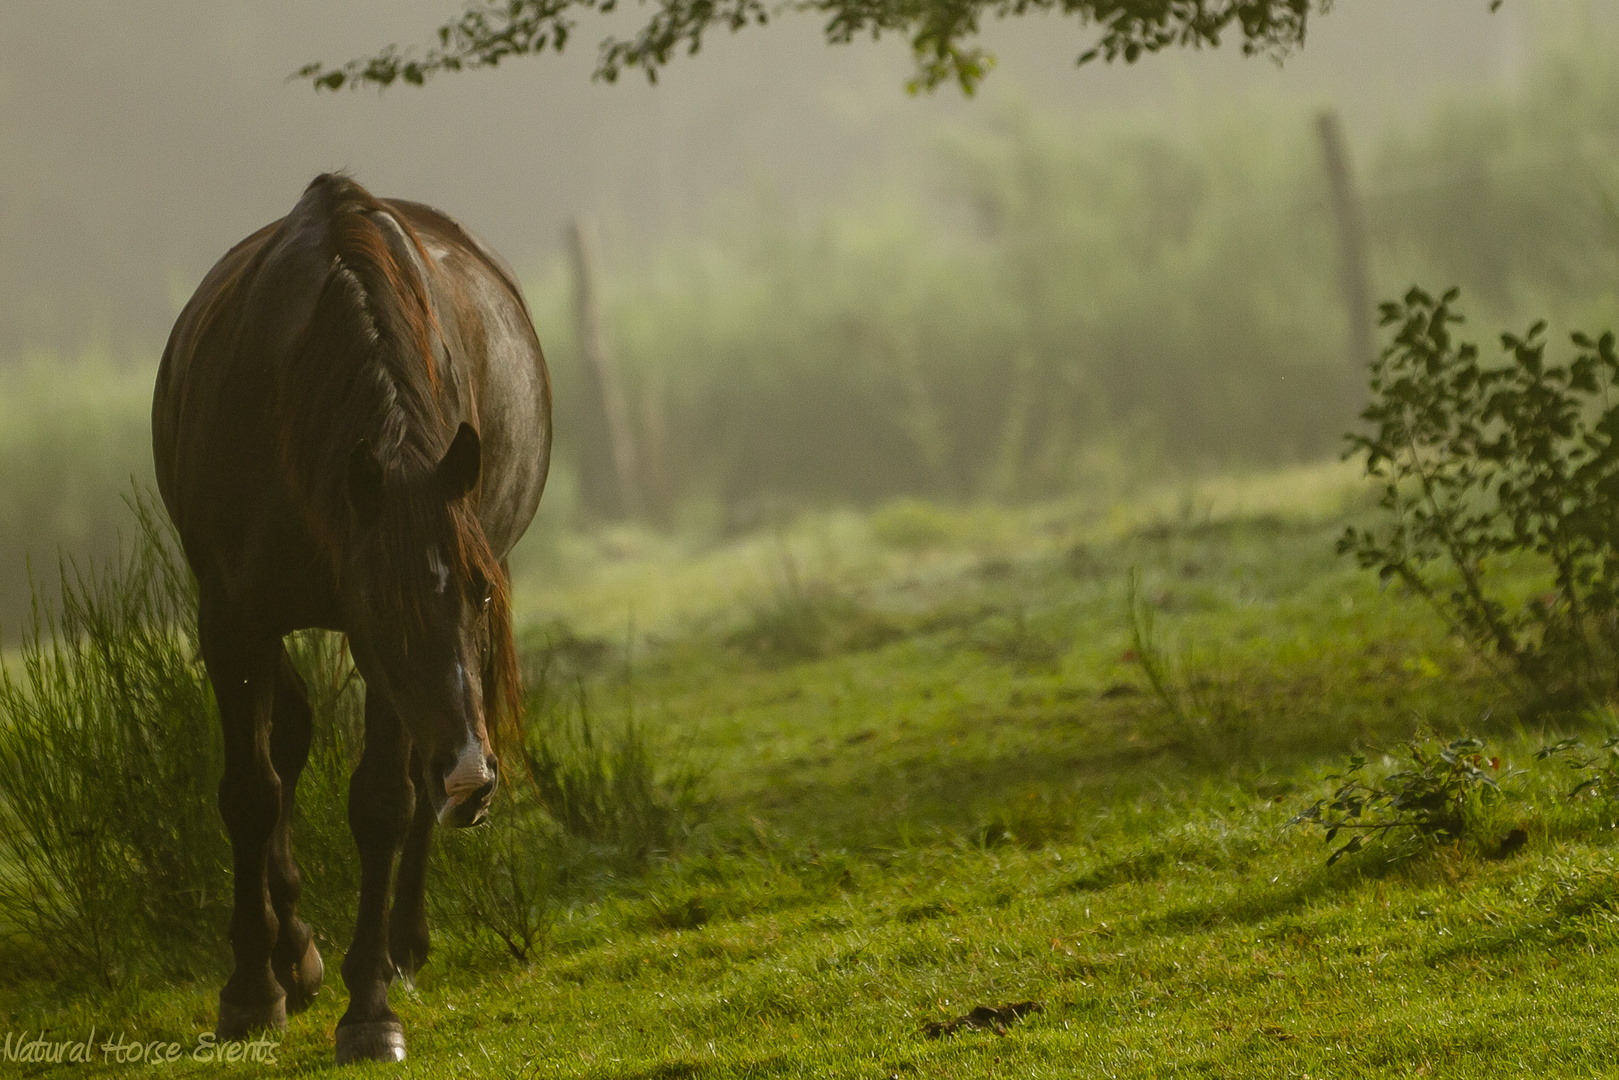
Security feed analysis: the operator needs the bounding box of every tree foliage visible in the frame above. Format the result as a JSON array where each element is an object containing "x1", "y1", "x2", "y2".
[{"x1": 296, "y1": 0, "x2": 1324, "y2": 96}]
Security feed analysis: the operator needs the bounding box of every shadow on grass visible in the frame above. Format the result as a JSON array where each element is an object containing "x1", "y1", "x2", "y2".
[
  {"x1": 707, "y1": 664, "x2": 1500, "y2": 851},
  {"x1": 1140, "y1": 871, "x2": 1347, "y2": 933},
  {"x1": 1133, "y1": 831, "x2": 1544, "y2": 940}
]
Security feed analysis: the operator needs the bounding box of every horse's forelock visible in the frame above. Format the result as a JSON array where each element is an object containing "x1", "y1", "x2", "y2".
[
  {"x1": 363, "y1": 479, "x2": 522, "y2": 755},
  {"x1": 450, "y1": 497, "x2": 522, "y2": 757}
]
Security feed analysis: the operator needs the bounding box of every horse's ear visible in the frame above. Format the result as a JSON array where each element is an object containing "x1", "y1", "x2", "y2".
[
  {"x1": 347, "y1": 440, "x2": 385, "y2": 522},
  {"x1": 439, "y1": 422, "x2": 480, "y2": 500}
]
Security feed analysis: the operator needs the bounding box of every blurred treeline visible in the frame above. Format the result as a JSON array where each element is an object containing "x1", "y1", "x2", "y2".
[
  {"x1": 537, "y1": 109, "x2": 1354, "y2": 528},
  {"x1": 7, "y1": 39, "x2": 1619, "y2": 631},
  {"x1": 530, "y1": 42, "x2": 1619, "y2": 530}
]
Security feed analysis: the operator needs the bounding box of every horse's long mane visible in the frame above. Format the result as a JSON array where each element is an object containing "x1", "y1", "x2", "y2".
[{"x1": 280, "y1": 172, "x2": 522, "y2": 747}]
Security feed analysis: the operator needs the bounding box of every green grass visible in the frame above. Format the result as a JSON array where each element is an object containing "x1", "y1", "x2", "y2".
[{"x1": 9, "y1": 461, "x2": 1619, "y2": 1077}]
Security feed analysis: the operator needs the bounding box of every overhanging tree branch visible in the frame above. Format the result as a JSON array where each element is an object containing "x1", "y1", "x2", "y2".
[{"x1": 295, "y1": 0, "x2": 1330, "y2": 96}]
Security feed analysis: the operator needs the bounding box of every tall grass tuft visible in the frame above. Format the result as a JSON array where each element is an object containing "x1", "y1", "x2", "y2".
[
  {"x1": 430, "y1": 792, "x2": 561, "y2": 964},
  {"x1": 520, "y1": 695, "x2": 696, "y2": 865},
  {"x1": 725, "y1": 545, "x2": 900, "y2": 665},
  {"x1": 0, "y1": 490, "x2": 700, "y2": 981},
  {"x1": 1127, "y1": 570, "x2": 1254, "y2": 762},
  {"x1": 281, "y1": 629, "x2": 365, "y2": 948},
  {"x1": 0, "y1": 492, "x2": 225, "y2": 985},
  {"x1": 432, "y1": 641, "x2": 702, "y2": 963}
]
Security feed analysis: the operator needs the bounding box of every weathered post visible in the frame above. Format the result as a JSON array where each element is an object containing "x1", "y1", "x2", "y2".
[
  {"x1": 567, "y1": 215, "x2": 645, "y2": 520},
  {"x1": 1316, "y1": 109, "x2": 1374, "y2": 375}
]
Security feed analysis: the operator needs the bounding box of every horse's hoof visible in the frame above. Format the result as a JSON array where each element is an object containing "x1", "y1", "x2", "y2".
[
  {"x1": 283, "y1": 940, "x2": 324, "y2": 1014},
  {"x1": 335, "y1": 1020, "x2": 406, "y2": 1064},
  {"x1": 216, "y1": 995, "x2": 287, "y2": 1040}
]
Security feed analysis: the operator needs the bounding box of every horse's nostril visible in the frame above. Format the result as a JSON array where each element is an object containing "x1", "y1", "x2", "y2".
[{"x1": 485, "y1": 755, "x2": 499, "y2": 778}]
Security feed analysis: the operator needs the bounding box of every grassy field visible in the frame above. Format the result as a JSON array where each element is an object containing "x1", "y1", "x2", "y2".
[{"x1": 8, "y1": 461, "x2": 1619, "y2": 1077}]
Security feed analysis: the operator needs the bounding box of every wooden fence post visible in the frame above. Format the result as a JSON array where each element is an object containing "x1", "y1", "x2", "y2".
[
  {"x1": 1316, "y1": 109, "x2": 1375, "y2": 376},
  {"x1": 567, "y1": 215, "x2": 645, "y2": 520}
]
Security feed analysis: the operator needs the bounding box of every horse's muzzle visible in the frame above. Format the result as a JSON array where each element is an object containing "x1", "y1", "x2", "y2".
[{"x1": 437, "y1": 745, "x2": 498, "y2": 827}]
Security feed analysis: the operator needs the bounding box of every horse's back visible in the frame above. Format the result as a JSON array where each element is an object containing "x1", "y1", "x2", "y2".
[
  {"x1": 153, "y1": 176, "x2": 550, "y2": 617},
  {"x1": 153, "y1": 215, "x2": 305, "y2": 599}
]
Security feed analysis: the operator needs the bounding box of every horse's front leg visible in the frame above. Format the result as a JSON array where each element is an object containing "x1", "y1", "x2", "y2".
[
  {"x1": 389, "y1": 748, "x2": 437, "y2": 988},
  {"x1": 335, "y1": 692, "x2": 414, "y2": 1064},
  {"x1": 267, "y1": 647, "x2": 322, "y2": 1012},
  {"x1": 199, "y1": 599, "x2": 287, "y2": 1039}
]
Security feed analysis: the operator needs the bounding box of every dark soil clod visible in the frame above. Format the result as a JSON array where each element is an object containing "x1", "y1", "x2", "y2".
[
  {"x1": 1487, "y1": 827, "x2": 1529, "y2": 860},
  {"x1": 923, "y1": 1000, "x2": 1042, "y2": 1039}
]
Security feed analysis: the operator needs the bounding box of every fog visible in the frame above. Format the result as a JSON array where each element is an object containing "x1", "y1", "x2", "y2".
[
  {"x1": 12, "y1": 1, "x2": 1619, "y2": 632},
  {"x1": 2, "y1": 0, "x2": 1534, "y2": 359}
]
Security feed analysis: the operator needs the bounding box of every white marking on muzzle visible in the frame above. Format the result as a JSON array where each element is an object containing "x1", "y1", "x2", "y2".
[{"x1": 438, "y1": 743, "x2": 493, "y2": 824}]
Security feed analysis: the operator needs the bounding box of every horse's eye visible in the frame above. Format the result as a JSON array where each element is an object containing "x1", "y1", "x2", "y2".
[{"x1": 472, "y1": 569, "x2": 492, "y2": 610}]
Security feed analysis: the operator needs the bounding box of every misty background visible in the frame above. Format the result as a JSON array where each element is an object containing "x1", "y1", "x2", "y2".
[{"x1": 2, "y1": 0, "x2": 1615, "y2": 631}]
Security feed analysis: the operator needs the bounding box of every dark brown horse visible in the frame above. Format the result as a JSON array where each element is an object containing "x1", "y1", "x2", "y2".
[{"x1": 152, "y1": 174, "x2": 550, "y2": 1064}]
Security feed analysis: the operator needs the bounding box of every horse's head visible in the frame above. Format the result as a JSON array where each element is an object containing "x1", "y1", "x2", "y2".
[{"x1": 339, "y1": 421, "x2": 509, "y2": 828}]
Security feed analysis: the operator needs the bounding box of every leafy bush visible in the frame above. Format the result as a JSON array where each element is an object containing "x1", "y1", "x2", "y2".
[
  {"x1": 1340, "y1": 287, "x2": 1619, "y2": 709},
  {"x1": 1347, "y1": 286, "x2": 1619, "y2": 709},
  {"x1": 1537, "y1": 733, "x2": 1619, "y2": 808},
  {"x1": 1291, "y1": 737, "x2": 1506, "y2": 864}
]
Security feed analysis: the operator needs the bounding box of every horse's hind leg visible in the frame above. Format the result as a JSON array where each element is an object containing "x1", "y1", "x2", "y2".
[
  {"x1": 335, "y1": 691, "x2": 414, "y2": 1064},
  {"x1": 268, "y1": 648, "x2": 322, "y2": 1012},
  {"x1": 388, "y1": 748, "x2": 436, "y2": 987},
  {"x1": 199, "y1": 597, "x2": 288, "y2": 1039}
]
